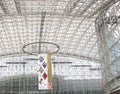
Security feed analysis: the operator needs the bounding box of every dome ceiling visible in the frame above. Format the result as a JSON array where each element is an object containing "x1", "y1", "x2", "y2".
[{"x1": 0, "y1": 0, "x2": 116, "y2": 61}]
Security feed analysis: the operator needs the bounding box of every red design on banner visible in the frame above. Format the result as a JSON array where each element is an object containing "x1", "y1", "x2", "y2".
[{"x1": 42, "y1": 73, "x2": 47, "y2": 79}]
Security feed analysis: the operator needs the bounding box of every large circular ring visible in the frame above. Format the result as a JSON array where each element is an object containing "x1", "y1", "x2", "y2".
[{"x1": 22, "y1": 41, "x2": 59, "y2": 55}]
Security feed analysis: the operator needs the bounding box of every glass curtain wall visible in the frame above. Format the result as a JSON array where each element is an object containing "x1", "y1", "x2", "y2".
[{"x1": 96, "y1": 1, "x2": 120, "y2": 94}]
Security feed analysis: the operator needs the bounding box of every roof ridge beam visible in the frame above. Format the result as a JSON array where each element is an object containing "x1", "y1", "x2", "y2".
[
  {"x1": 0, "y1": 0, "x2": 9, "y2": 14},
  {"x1": 88, "y1": 0, "x2": 119, "y2": 18},
  {"x1": 79, "y1": 0, "x2": 98, "y2": 16}
]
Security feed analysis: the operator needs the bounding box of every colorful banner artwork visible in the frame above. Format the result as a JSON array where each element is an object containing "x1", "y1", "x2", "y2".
[{"x1": 38, "y1": 54, "x2": 52, "y2": 90}]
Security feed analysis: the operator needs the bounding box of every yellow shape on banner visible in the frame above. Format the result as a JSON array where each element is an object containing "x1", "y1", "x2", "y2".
[{"x1": 39, "y1": 67, "x2": 43, "y2": 74}]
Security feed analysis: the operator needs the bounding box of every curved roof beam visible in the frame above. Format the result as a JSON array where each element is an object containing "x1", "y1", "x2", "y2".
[
  {"x1": 0, "y1": 52, "x2": 99, "y2": 63},
  {"x1": 78, "y1": 0, "x2": 98, "y2": 16},
  {"x1": 88, "y1": 0, "x2": 119, "y2": 18}
]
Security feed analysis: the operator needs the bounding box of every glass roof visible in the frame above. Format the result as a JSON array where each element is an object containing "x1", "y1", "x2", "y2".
[
  {"x1": 0, "y1": 0, "x2": 113, "y2": 61},
  {"x1": 0, "y1": 0, "x2": 118, "y2": 93}
]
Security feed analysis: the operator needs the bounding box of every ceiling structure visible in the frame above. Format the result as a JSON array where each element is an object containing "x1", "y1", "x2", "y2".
[
  {"x1": 0, "y1": 0, "x2": 119, "y2": 93},
  {"x1": 0, "y1": 0, "x2": 117, "y2": 62}
]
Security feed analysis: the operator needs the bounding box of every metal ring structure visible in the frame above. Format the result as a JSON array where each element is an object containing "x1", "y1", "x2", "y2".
[{"x1": 22, "y1": 41, "x2": 60, "y2": 55}]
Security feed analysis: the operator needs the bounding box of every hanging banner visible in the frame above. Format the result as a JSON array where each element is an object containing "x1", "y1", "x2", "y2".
[{"x1": 38, "y1": 54, "x2": 52, "y2": 90}]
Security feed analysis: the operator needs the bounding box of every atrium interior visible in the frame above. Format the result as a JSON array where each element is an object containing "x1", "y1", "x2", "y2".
[{"x1": 0, "y1": 0, "x2": 119, "y2": 94}]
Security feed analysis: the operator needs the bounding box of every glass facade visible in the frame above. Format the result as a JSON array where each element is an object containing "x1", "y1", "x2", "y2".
[{"x1": 96, "y1": 1, "x2": 120, "y2": 94}]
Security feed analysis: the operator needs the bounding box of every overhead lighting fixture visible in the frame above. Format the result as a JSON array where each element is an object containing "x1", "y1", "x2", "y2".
[
  {"x1": 0, "y1": 66, "x2": 7, "y2": 68},
  {"x1": 90, "y1": 67, "x2": 101, "y2": 70},
  {"x1": 25, "y1": 58, "x2": 38, "y2": 61},
  {"x1": 6, "y1": 62, "x2": 27, "y2": 64},
  {"x1": 52, "y1": 62, "x2": 72, "y2": 64},
  {"x1": 71, "y1": 65, "x2": 91, "y2": 67}
]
